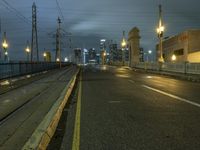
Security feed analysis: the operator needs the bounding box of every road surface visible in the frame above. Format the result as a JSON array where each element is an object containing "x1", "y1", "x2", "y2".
[{"x1": 59, "y1": 65, "x2": 200, "y2": 150}]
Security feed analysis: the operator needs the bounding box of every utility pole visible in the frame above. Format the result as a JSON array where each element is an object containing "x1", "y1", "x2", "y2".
[
  {"x1": 55, "y1": 17, "x2": 62, "y2": 68},
  {"x1": 31, "y1": 2, "x2": 39, "y2": 62}
]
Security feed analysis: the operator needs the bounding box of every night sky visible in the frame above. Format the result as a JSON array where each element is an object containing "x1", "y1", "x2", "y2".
[{"x1": 0, "y1": 0, "x2": 200, "y2": 61}]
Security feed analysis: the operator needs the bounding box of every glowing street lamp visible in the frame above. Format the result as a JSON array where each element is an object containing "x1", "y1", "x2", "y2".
[
  {"x1": 56, "y1": 58, "x2": 60, "y2": 62},
  {"x1": 43, "y1": 52, "x2": 47, "y2": 61},
  {"x1": 121, "y1": 31, "x2": 127, "y2": 65},
  {"x1": 2, "y1": 41, "x2": 8, "y2": 49},
  {"x1": 25, "y1": 41, "x2": 30, "y2": 61},
  {"x1": 121, "y1": 31, "x2": 127, "y2": 49},
  {"x1": 147, "y1": 50, "x2": 152, "y2": 62},
  {"x1": 2, "y1": 32, "x2": 8, "y2": 62},
  {"x1": 148, "y1": 50, "x2": 152, "y2": 54},
  {"x1": 171, "y1": 54, "x2": 176, "y2": 62}
]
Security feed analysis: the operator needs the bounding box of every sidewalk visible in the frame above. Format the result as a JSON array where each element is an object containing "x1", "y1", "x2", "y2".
[{"x1": 124, "y1": 66, "x2": 200, "y2": 82}]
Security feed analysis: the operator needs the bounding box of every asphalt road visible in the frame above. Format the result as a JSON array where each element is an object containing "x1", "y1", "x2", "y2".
[
  {"x1": 0, "y1": 66, "x2": 78, "y2": 150},
  {"x1": 61, "y1": 65, "x2": 200, "y2": 150}
]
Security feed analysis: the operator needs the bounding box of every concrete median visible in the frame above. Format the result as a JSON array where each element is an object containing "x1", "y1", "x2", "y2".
[{"x1": 22, "y1": 68, "x2": 80, "y2": 150}]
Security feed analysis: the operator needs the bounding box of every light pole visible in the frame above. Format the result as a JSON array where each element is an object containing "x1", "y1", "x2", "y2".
[
  {"x1": 25, "y1": 41, "x2": 30, "y2": 61},
  {"x1": 2, "y1": 32, "x2": 8, "y2": 62},
  {"x1": 43, "y1": 52, "x2": 47, "y2": 62},
  {"x1": 156, "y1": 4, "x2": 165, "y2": 63},
  {"x1": 121, "y1": 30, "x2": 127, "y2": 65}
]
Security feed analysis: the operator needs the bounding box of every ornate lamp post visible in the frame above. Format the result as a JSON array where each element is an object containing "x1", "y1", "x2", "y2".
[{"x1": 121, "y1": 31, "x2": 127, "y2": 65}]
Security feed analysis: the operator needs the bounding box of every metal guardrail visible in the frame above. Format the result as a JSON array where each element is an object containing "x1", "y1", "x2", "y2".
[
  {"x1": 134, "y1": 62, "x2": 200, "y2": 75},
  {"x1": 0, "y1": 62, "x2": 71, "y2": 80}
]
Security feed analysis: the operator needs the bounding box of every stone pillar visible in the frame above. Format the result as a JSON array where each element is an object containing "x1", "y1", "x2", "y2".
[{"x1": 128, "y1": 27, "x2": 140, "y2": 67}]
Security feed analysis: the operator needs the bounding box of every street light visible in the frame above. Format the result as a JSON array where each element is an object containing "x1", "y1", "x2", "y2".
[
  {"x1": 121, "y1": 31, "x2": 127, "y2": 49},
  {"x1": 171, "y1": 54, "x2": 176, "y2": 61},
  {"x1": 121, "y1": 31, "x2": 127, "y2": 65},
  {"x1": 56, "y1": 58, "x2": 60, "y2": 62},
  {"x1": 148, "y1": 50, "x2": 152, "y2": 54},
  {"x1": 157, "y1": 4, "x2": 165, "y2": 63},
  {"x1": 147, "y1": 50, "x2": 152, "y2": 62},
  {"x1": 2, "y1": 32, "x2": 8, "y2": 62},
  {"x1": 43, "y1": 52, "x2": 47, "y2": 61},
  {"x1": 25, "y1": 41, "x2": 30, "y2": 61}
]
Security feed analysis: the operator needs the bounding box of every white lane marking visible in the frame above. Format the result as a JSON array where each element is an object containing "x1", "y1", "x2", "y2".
[
  {"x1": 128, "y1": 80, "x2": 135, "y2": 84},
  {"x1": 142, "y1": 85, "x2": 200, "y2": 108},
  {"x1": 108, "y1": 101, "x2": 121, "y2": 103}
]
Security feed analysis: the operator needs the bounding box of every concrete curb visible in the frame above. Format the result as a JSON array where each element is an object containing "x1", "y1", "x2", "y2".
[{"x1": 22, "y1": 68, "x2": 80, "y2": 150}]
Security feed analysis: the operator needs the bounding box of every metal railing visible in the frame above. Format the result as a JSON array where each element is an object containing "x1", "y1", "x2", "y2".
[
  {"x1": 134, "y1": 62, "x2": 200, "y2": 75},
  {"x1": 0, "y1": 61, "x2": 70, "y2": 80}
]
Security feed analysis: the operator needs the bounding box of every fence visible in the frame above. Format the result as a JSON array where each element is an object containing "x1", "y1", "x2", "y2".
[
  {"x1": 0, "y1": 61, "x2": 70, "y2": 80},
  {"x1": 134, "y1": 62, "x2": 200, "y2": 75}
]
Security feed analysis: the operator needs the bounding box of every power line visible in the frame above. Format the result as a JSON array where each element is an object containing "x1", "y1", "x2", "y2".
[
  {"x1": 1, "y1": 0, "x2": 31, "y2": 24},
  {"x1": 55, "y1": 0, "x2": 67, "y2": 27}
]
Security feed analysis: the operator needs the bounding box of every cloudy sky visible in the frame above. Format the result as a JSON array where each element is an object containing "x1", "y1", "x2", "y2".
[{"x1": 0, "y1": 0, "x2": 200, "y2": 61}]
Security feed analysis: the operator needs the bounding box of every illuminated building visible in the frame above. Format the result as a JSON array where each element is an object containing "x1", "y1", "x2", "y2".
[{"x1": 156, "y1": 29, "x2": 200, "y2": 62}]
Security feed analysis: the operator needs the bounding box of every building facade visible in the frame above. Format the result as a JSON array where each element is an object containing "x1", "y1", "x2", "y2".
[
  {"x1": 88, "y1": 48, "x2": 96, "y2": 63},
  {"x1": 74, "y1": 48, "x2": 82, "y2": 64},
  {"x1": 156, "y1": 29, "x2": 200, "y2": 63}
]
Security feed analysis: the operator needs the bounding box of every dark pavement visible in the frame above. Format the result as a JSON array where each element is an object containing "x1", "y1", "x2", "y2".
[{"x1": 61, "y1": 65, "x2": 200, "y2": 150}]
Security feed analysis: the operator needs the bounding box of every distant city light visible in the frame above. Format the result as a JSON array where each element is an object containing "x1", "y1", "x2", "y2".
[
  {"x1": 83, "y1": 48, "x2": 88, "y2": 52},
  {"x1": 5, "y1": 51, "x2": 8, "y2": 55},
  {"x1": 64, "y1": 57, "x2": 68, "y2": 62},
  {"x1": 56, "y1": 58, "x2": 60, "y2": 62},
  {"x1": 100, "y1": 39, "x2": 106, "y2": 42},
  {"x1": 148, "y1": 50, "x2": 152, "y2": 54}
]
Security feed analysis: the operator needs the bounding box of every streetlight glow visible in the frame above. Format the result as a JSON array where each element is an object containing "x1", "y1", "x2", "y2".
[
  {"x1": 171, "y1": 54, "x2": 176, "y2": 61},
  {"x1": 26, "y1": 47, "x2": 30, "y2": 53},
  {"x1": 121, "y1": 39, "x2": 126, "y2": 48},
  {"x1": 2, "y1": 41, "x2": 8, "y2": 48},
  {"x1": 43, "y1": 52, "x2": 47, "y2": 57},
  {"x1": 4, "y1": 51, "x2": 8, "y2": 56},
  {"x1": 148, "y1": 50, "x2": 152, "y2": 54}
]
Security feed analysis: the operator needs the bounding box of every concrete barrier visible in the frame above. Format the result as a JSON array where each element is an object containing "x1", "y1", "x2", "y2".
[{"x1": 22, "y1": 69, "x2": 80, "y2": 150}]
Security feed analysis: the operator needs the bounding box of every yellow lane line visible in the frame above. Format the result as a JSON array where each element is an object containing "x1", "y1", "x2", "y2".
[{"x1": 72, "y1": 72, "x2": 82, "y2": 150}]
